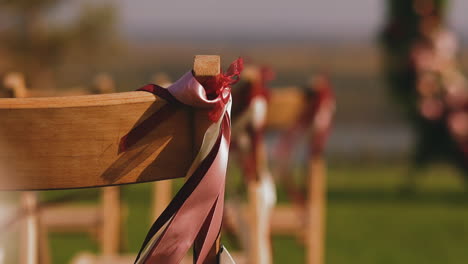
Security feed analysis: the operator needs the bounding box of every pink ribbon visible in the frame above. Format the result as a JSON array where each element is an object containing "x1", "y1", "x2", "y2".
[{"x1": 128, "y1": 58, "x2": 243, "y2": 264}]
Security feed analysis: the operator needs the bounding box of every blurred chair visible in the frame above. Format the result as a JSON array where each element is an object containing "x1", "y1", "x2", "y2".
[
  {"x1": 227, "y1": 65, "x2": 276, "y2": 264},
  {"x1": 268, "y1": 75, "x2": 335, "y2": 264}
]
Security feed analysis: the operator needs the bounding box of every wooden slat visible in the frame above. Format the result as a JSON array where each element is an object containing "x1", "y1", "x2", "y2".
[
  {"x1": 0, "y1": 92, "x2": 195, "y2": 190},
  {"x1": 0, "y1": 56, "x2": 222, "y2": 191},
  {"x1": 2, "y1": 72, "x2": 94, "y2": 98},
  {"x1": 247, "y1": 182, "x2": 261, "y2": 263},
  {"x1": 307, "y1": 157, "x2": 326, "y2": 264},
  {"x1": 225, "y1": 204, "x2": 304, "y2": 235},
  {"x1": 152, "y1": 180, "x2": 172, "y2": 221},
  {"x1": 270, "y1": 205, "x2": 303, "y2": 234},
  {"x1": 101, "y1": 186, "x2": 120, "y2": 255},
  {"x1": 19, "y1": 192, "x2": 40, "y2": 264},
  {"x1": 41, "y1": 205, "x2": 100, "y2": 231}
]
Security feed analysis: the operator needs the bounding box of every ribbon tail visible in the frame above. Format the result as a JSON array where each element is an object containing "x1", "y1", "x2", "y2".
[
  {"x1": 194, "y1": 194, "x2": 223, "y2": 264},
  {"x1": 140, "y1": 115, "x2": 230, "y2": 263},
  {"x1": 194, "y1": 190, "x2": 224, "y2": 264}
]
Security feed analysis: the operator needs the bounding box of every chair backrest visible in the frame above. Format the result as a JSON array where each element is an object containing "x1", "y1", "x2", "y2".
[
  {"x1": 0, "y1": 55, "x2": 219, "y2": 191},
  {"x1": 266, "y1": 88, "x2": 306, "y2": 128}
]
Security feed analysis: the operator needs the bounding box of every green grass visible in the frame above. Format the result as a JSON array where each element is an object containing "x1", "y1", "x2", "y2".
[
  {"x1": 326, "y1": 164, "x2": 468, "y2": 264},
  {"x1": 14, "y1": 163, "x2": 468, "y2": 263}
]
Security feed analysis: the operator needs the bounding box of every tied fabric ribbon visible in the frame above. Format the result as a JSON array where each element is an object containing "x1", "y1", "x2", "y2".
[
  {"x1": 203, "y1": 58, "x2": 243, "y2": 122},
  {"x1": 126, "y1": 58, "x2": 242, "y2": 264}
]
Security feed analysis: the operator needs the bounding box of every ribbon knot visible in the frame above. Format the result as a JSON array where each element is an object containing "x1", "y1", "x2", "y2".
[{"x1": 200, "y1": 57, "x2": 244, "y2": 122}]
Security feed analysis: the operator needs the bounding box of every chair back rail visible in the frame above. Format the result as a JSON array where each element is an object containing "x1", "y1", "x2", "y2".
[
  {"x1": 150, "y1": 73, "x2": 174, "y2": 222},
  {"x1": 0, "y1": 92, "x2": 196, "y2": 190}
]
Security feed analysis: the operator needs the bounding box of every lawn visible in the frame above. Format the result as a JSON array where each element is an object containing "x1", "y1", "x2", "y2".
[{"x1": 33, "y1": 163, "x2": 468, "y2": 263}]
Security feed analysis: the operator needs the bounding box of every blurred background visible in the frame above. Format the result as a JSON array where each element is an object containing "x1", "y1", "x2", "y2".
[{"x1": 1, "y1": 0, "x2": 468, "y2": 263}]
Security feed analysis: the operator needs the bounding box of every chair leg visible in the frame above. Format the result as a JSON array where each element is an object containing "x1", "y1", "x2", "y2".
[
  {"x1": 101, "y1": 187, "x2": 120, "y2": 256},
  {"x1": 247, "y1": 182, "x2": 259, "y2": 264},
  {"x1": 19, "y1": 192, "x2": 39, "y2": 264},
  {"x1": 306, "y1": 157, "x2": 326, "y2": 264},
  {"x1": 152, "y1": 181, "x2": 172, "y2": 221},
  {"x1": 38, "y1": 221, "x2": 50, "y2": 264},
  {"x1": 247, "y1": 180, "x2": 274, "y2": 264}
]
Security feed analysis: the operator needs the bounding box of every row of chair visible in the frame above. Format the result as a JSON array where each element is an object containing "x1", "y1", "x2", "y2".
[{"x1": 0, "y1": 55, "x2": 334, "y2": 264}]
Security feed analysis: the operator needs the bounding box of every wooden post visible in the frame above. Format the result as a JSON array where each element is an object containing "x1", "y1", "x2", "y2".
[
  {"x1": 246, "y1": 142, "x2": 274, "y2": 264},
  {"x1": 245, "y1": 66, "x2": 271, "y2": 264},
  {"x1": 92, "y1": 73, "x2": 116, "y2": 94},
  {"x1": 247, "y1": 181, "x2": 261, "y2": 264},
  {"x1": 19, "y1": 192, "x2": 39, "y2": 264},
  {"x1": 152, "y1": 180, "x2": 172, "y2": 221},
  {"x1": 306, "y1": 156, "x2": 326, "y2": 264},
  {"x1": 193, "y1": 55, "x2": 221, "y2": 264},
  {"x1": 3, "y1": 72, "x2": 28, "y2": 98},
  {"x1": 151, "y1": 72, "x2": 172, "y2": 88},
  {"x1": 101, "y1": 187, "x2": 120, "y2": 255},
  {"x1": 38, "y1": 220, "x2": 51, "y2": 264},
  {"x1": 193, "y1": 55, "x2": 221, "y2": 79}
]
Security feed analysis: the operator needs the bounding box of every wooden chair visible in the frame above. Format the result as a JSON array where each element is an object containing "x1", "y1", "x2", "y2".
[
  {"x1": 266, "y1": 79, "x2": 334, "y2": 264},
  {"x1": 226, "y1": 65, "x2": 276, "y2": 264},
  {"x1": 1, "y1": 72, "x2": 121, "y2": 262},
  {"x1": 225, "y1": 88, "x2": 309, "y2": 234},
  {"x1": 0, "y1": 55, "x2": 222, "y2": 264}
]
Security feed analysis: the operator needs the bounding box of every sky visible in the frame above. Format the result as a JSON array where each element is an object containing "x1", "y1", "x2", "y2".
[
  {"x1": 56, "y1": 0, "x2": 468, "y2": 42},
  {"x1": 117, "y1": 0, "x2": 468, "y2": 41},
  {"x1": 116, "y1": 0, "x2": 383, "y2": 41}
]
